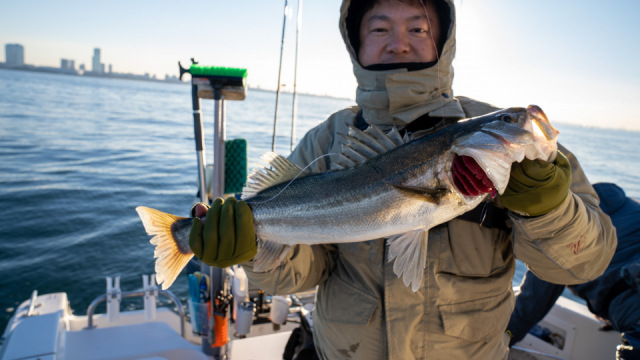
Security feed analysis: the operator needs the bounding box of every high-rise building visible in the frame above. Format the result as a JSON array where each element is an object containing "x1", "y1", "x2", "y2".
[
  {"x1": 92, "y1": 48, "x2": 102, "y2": 73},
  {"x1": 61, "y1": 59, "x2": 68, "y2": 69},
  {"x1": 5, "y1": 44, "x2": 25, "y2": 66},
  {"x1": 108, "y1": 64, "x2": 112, "y2": 73},
  {"x1": 69, "y1": 60, "x2": 75, "y2": 70}
]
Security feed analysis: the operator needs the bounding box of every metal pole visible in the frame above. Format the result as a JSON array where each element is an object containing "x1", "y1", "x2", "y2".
[
  {"x1": 212, "y1": 89, "x2": 224, "y2": 201},
  {"x1": 192, "y1": 85, "x2": 208, "y2": 204},
  {"x1": 272, "y1": 0, "x2": 290, "y2": 152},
  {"x1": 220, "y1": 98, "x2": 226, "y2": 197},
  {"x1": 210, "y1": 87, "x2": 229, "y2": 358},
  {"x1": 26, "y1": 290, "x2": 38, "y2": 317},
  {"x1": 291, "y1": 0, "x2": 303, "y2": 152}
]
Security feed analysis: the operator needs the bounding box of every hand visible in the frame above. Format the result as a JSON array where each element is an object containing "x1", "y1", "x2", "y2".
[
  {"x1": 500, "y1": 151, "x2": 571, "y2": 217},
  {"x1": 189, "y1": 197, "x2": 257, "y2": 268}
]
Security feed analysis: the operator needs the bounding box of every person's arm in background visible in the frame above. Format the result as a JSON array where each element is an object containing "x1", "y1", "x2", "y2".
[
  {"x1": 507, "y1": 270, "x2": 565, "y2": 346},
  {"x1": 506, "y1": 144, "x2": 617, "y2": 285}
]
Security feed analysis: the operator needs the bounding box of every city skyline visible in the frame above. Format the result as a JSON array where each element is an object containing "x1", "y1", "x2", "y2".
[
  {"x1": 1, "y1": 0, "x2": 640, "y2": 130},
  {"x1": 2, "y1": 43, "x2": 181, "y2": 82}
]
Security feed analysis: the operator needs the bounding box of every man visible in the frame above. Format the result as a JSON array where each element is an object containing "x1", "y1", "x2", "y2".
[
  {"x1": 189, "y1": 0, "x2": 617, "y2": 358},
  {"x1": 508, "y1": 182, "x2": 640, "y2": 360}
]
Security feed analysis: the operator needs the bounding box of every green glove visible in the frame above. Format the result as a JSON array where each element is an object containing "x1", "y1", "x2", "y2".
[
  {"x1": 189, "y1": 197, "x2": 257, "y2": 268},
  {"x1": 500, "y1": 151, "x2": 572, "y2": 217}
]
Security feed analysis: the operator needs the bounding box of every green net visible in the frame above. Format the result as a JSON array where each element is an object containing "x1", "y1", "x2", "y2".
[{"x1": 225, "y1": 139, "x2": 248, "y2": 194}]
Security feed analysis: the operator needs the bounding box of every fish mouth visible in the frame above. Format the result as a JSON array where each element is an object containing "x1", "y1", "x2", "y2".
[{"x1": 451, "y1": 155, "x2": 494, "y2": 197}]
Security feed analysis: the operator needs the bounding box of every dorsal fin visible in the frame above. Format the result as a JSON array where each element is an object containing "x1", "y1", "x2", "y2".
[
  {"x1": 333, "y1": 123, "x2": 409, "y2": 170},
  {"x1": 242, "y1": 152, "x2": 306, "y2": 199}
]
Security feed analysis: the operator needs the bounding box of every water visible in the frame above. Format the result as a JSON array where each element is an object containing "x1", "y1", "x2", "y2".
[{"x1": 1, "y1": 69, "x2": 639, "y2": 331}]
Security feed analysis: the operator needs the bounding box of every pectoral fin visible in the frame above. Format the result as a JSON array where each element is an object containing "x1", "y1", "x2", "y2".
[
  {"x1": 391, "y1": 184, "x2": 447, "y2": 204},
  {"x1": 253, "y1": 239, "x2": 292, "y2": 273},
  {"x1": 387, "y1": 229, "x2": 428, "y2": 292}
]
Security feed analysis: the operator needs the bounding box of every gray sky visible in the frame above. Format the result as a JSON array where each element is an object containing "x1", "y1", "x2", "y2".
[{"x1": 2, "y1": 0, "x2": 639, "y2": 130}]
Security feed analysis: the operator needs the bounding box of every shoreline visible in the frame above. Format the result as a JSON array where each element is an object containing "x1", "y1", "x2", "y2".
[{"x1": 0, "y1": 66, "x2": 354, "y2": 101}]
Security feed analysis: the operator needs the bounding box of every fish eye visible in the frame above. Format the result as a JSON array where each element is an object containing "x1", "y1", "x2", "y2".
[{"x1": 500, "y1": 114, "x2": 515, "y2": 123}]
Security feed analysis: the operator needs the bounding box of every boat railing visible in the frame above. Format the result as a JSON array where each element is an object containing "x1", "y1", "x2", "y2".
[
  {"x1": 84, "y1": 289, "x2": 185, "y2": 338},
  {"x1": 25, "y1": 290, "x2": 38, "y2": 317}
]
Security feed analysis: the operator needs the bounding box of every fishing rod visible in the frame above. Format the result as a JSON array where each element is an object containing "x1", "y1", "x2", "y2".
[
  {"x1": 272, "y1": 0, "x2": 290, "y2": 152},
  {"x1": 290, "y1": 0, "x2": 303, "y2": 152}
]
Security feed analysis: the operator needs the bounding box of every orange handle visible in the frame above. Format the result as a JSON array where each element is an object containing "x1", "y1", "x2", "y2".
[{"x1": 211, "y1": 313, "x2": 229, "y2": 347}]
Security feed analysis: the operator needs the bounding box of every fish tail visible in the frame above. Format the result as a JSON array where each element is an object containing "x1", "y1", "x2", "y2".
[{"x1": 136, "y1": 206, "x2": 194, "y2": 290}]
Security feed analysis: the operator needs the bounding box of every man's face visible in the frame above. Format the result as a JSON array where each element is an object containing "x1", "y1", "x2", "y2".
[{"x1": 358, "y1": 0, "x2": 440, "y2": 67}]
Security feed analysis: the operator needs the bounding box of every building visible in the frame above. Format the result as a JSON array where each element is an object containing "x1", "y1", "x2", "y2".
[
  {"x1": 5, "y1": 44, "x2": 25, "y2": 66},
  {"x1": 60, "y1": 59, "x2": 77, "y2": 72},
  {"x1": 92, "y1": 48, "x2": 102, "y2": 74},
  {"x1": 108, "y1": 64, "x2": 112, "y2": 73}
]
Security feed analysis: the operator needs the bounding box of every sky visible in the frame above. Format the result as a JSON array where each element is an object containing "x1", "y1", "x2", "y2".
[{"x1": 1, "y1": 0, "x2": 640, "y2": 131}]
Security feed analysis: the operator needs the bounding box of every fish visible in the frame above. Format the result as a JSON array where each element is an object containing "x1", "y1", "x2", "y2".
[{"x1": 137, "y1": 105, "x2": 558, "y2": 291}]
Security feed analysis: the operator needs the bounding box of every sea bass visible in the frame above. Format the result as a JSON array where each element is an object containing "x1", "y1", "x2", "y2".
[{"x1": 137, "y1": 105, "x2": 558, "y2": 291}]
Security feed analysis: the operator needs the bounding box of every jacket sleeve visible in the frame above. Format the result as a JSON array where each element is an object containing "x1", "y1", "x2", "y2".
[
  {"x1": 510, "y1": 144, "x2": 617, "y2": 285},
  {"x1": 240, "y1": 109, "x2": 356, "y2": 294},
  {"x1": 242, "y1": 244, "x2": 336, "y2": 295}
]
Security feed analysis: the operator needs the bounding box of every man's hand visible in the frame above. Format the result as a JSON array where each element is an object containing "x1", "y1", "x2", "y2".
[
  {"x1": 500, "y1": 151, "x2": 572, "y2": 217},
  {"x1": 189, "y1": 197, "x2": 257, "y2": 268}
]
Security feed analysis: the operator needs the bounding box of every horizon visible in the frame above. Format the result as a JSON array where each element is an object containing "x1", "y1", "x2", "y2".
[{"x1": 1, "y1": 0, "x2": 639, "y2": 131}]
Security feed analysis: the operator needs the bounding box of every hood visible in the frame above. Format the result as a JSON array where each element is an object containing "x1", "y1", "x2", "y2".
[{"x1": 339, "y1": 0, "x2": 465, "y2": 127}]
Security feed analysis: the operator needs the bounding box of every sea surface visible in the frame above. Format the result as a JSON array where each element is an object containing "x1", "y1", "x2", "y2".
[{"x1": 1, "y1": 69, "x2": 639, "y2": 331}]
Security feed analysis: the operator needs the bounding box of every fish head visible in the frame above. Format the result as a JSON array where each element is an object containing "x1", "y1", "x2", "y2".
[{"x1": 449, "y1": 106, "x2": 559, "y2": 200}]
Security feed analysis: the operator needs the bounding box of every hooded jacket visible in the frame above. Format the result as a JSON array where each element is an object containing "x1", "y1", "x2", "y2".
[{"x1": 242, "y1": 1, "x2": 617, "y2": 358}]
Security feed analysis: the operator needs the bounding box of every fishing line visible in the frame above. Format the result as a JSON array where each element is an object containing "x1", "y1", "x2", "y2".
[
  {"x1": 245, "y1": 153, "x2": 338, "y2": 204},
  {"x1": 419, "y1": 0, "x2": 445, "y2": 121}
]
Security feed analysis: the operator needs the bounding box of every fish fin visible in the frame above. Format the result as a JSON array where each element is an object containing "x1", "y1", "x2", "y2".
[
  {"x1": 136, "y1": 206, "x2": 194, "y2": 290},
  {"x1": 242, "y1": 152, "x2": 306, "y2": 199},
  {"x1": 390, "y1": 184, "x2": 447, "y2": 203},
  {"x1": 387, "y1": 229, "x2": 428, "y2": 292},
  {"x1": 253, "y1": 239, "x2": 292, "y2": 272},
  {"x1": 334, "y1": 123, "x2": 408, "y2": 169}
]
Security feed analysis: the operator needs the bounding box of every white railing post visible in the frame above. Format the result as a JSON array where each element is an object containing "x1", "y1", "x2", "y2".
[
  {"x1": 106, "y1": 276, "x2": 121, "y2": 323},
  {"x1": 143, "y1": 274, "x2": 158, "y2": 320}
]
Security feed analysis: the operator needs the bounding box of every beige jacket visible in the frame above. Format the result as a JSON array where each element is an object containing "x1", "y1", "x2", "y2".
[{"x1": 243, "y1": 1, "x2": 617, "y2": 359}]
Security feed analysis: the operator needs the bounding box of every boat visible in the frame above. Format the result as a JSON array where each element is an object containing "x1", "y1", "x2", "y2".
[{"x1": 0, "y1": 280, "x2": 623, "y2": 360}]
